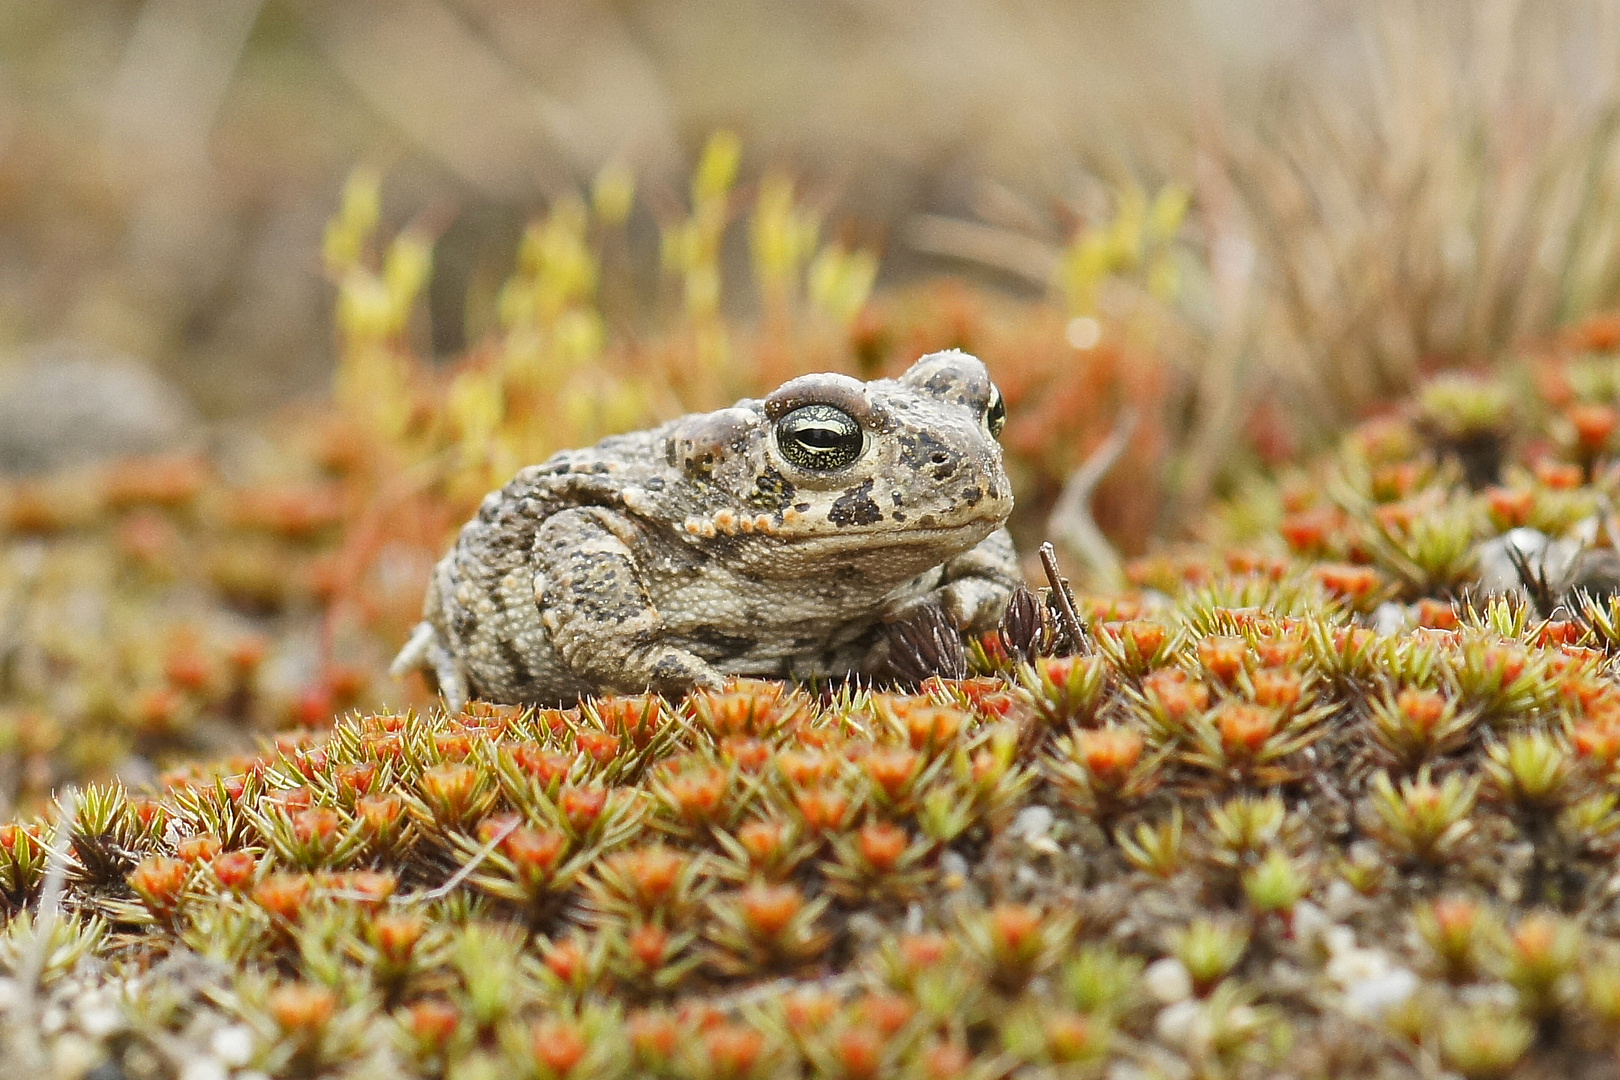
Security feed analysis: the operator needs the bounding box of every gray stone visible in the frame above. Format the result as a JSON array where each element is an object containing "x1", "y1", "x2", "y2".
[{"x1": 0, "y1": 342, "x2": 199, "y2": 475}]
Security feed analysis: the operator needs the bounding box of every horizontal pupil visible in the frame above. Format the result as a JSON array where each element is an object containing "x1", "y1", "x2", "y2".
[{"x1": 796, "y1": 427, "x2": 851, "y2": 446}]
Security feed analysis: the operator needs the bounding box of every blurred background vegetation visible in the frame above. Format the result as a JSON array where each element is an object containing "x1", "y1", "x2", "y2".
[
  {"x1": 7, "y1": 0, "x2": 1620, "y2": 506},
  {"x1": 8, "y1": 0, "x2": 1620, "y2": 799},
  {"x1": 1, "y1": 0, "x2": 1226, "y2": 412},
  {"x1": 4, "y1": 1, "x2": 1619, "y2": 432}
]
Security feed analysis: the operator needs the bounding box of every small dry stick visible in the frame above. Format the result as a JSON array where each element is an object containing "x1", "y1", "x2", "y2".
[{"x1": 1039, "y1": 542, "x2": 1087, "y2": 651}]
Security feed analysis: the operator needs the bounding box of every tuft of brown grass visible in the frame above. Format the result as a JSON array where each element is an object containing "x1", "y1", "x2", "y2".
[{"x1": 1218, "y1": 0, "x2": 1620, "y2": 420}]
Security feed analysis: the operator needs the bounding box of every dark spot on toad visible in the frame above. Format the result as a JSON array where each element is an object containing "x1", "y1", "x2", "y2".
[
  {"x1": 747, "y1": 467, "x2": 797, "y2": 510},
  {"x1": 695, "y1": 533, "x2": 746, "y2": 562},
  {"x1": 900, "y1": 430, "x2": 954, "y2": 467},
  {"x1": 918, "y1": 514, "x2": 938, "y2": 528},
  {"x1": 483, "y1": 529, "x2": 522, "y2": 557},
  {"x1": 578, "y1": 589, "x2": 645, "y2": 624},
  {"x1": 650, "y1": 654, "x2": 695, "y2": 683},
  {"x1": 688, "y1": 628, "x2": 757, "y2": 660},
  {"x1": 664, "y1": 440, "x2": 677, "y2": 467},
  {"x1": 685, "y1": 452, "x2": 718, "y2": 479},
  {"x1": 645, "y1": 476, "x2": 666, "y2": 492},
  {"x1": 794, "y1": 502, "x2": 812, "y2": 513},
  {"x1": 891, "y1": 491, "x2": 904, "y2": 506},
  {"x1": 892, "y1": 511, "x2": 906, "y2": 521},
  {"x1": 828, "y1": 479, "x2": 883, "y2": 527},
  {"x1": 960, "y1": 486, "x2": 982, "y2": 506},
  {"x1": 497, "y1": 639, "x2": 531, "y2": 685}
]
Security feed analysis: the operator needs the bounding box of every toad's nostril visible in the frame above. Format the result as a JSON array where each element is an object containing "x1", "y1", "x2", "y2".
[{"x1": 929, "y1": 452, "x2": 950, "y2": 465}]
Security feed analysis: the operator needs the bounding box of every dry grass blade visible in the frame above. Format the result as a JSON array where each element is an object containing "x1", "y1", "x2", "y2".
[
  {"x1": 14, "y1": 786, "x2": 79, "y2": 1072},
  {"x1": 1048, "y1": 407, "x2": 1139, "y2": 589},
  {"x1": 1220, "y1": 0, "x2": 1620, "y2": 419}
]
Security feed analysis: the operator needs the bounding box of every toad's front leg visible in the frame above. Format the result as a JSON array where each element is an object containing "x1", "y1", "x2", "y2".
[
  {"x1": 535, "y1": 508, "x2": 726, "y2": 699},
  {"x1": 391, "y1": 618, "x2": 472, "y2": 712},
  {"x1": 884, "y1": 526, "x2": 1021, "y2": 632},
  {"x1": 933, "y1": 527, "x2": 1022, "y2": 630}
]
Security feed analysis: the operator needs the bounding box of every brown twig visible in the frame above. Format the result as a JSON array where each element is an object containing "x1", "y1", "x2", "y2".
[{"x1": 1039, "y1": 542, "x2": 1086, "y2": 653}]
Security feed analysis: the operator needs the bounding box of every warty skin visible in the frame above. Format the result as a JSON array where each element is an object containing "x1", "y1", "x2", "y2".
[{"x1": 391, "y1": 350, "x2": 1021, "y2": 708}]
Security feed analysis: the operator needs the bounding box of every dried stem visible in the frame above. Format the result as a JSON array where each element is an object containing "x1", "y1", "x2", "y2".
[
  {"x1": 1048, "y1": 407, "x2": 1139, "y2": 590},
  {"x1": 1039, "y1": 542, "x2": 1087, "y2": 653}
]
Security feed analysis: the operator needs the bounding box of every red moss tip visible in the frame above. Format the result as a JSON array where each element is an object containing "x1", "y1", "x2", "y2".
[
  {"x1": 405, "y1": 999, "x2": 460, "y2": 1046},
  {"x1": 253, "y1": 873, "x2": 313, "y2": 920},
  {"x1": 530, "y1": 1017, "x2": 588, "y2": 1077},
  {"x1": 739, "y1": 882, "x2": 806, "y2": 937},
  {"x1": 269, "y1": 982, "x2": 337, "y2": 1032},
  {"x1": 128, "y1": 855, "x2": 188, "y2": 916},
  {"x1": 702, "y1": 1024, "x2": 766, "y2": 1079},
  {"x1": 1077, "y1": 727, "x2": 1145, "y2": 785}
]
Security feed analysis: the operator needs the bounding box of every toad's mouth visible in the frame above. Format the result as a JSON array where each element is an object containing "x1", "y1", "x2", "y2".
[
  {"x1": 772, "y1": 517, "x2": 1006, "y2": 553},
  {"x1": 674, "y1": 499, "x2": 1011, "y2": 557},
  {"x1": 726, "y1": 515, "x2": 1007, "y2": 581},
  {"x1": 793, "y1": 522, "x2": 984, "y2": 543}
]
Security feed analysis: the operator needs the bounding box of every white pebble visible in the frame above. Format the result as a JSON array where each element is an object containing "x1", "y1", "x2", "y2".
[
  {"x1": 77, "y1": 1000, "x2": 125, "y2": 1038},
  {"x1": 211, "y1": 1024, "x2": 257, "y2": 1066},
  {"x1": 1322, "y1": 925, "x2": 1357, "y2": 958},
  {"x1": 1342, "y1": 967, "x2": 1418, "y2": 1018},
  {"x1": 50, "y1": 1034, "x2": 103, "y2": 1080},
  {"x1": 1327, "y1": 946, "x2": 1391, "y2": 986},
  {"x1": 1012, "y1": 805, "x2": 1054, "y2": 837},
  {"x1": 1289, "y1": 901, "x2": 1329, "y2": 952},
  {"x1": 179, "y1": 1058, "x2": 228, "y2": 1080},
  {"x1": 1011, "y1": 805, "x2": 1061, "y2": 853},
  {"x1": 1372, "y1": 602, "x2": 1410, "y2": 635},
  {"x1": 1066, "y1": 316, "x2": 1102, "y2": 350},
  {"x1": 1323, "y1": 879, "x2": 1360, "y2": 920},
  {"x1": 1155, "y1": 999, "x2": 1211, "y2": 1055},
  {"x1": 1143, "y1": 957, "x2": 1193, "y2": 1004}
]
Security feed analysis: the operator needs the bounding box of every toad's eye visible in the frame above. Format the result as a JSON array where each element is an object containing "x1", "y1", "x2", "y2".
[
  {"x1": 985, "y1": 387, "x2": 1006, "y2": 439},
  {"x1": 776, "y1": 404, "x2": 863, "y2": 470}
]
